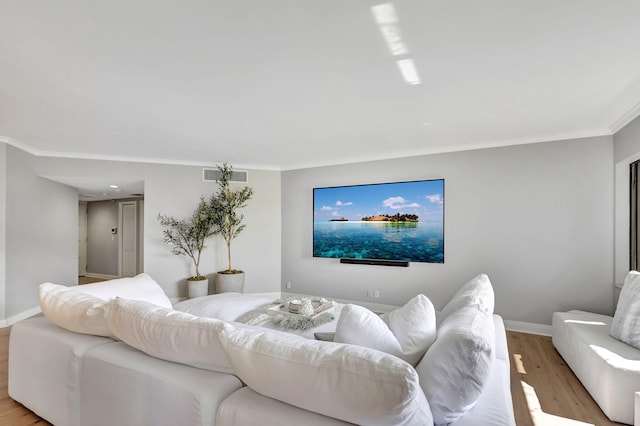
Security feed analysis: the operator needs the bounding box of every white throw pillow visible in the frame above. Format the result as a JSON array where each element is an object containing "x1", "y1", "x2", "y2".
[
  {"x1": 611, "y1": 270, "x2": 640, "y2": 348},
  {"x1": 39, "y1": 282, "x2": 112, "y2": 336},
  {"x1": 416, "y1": 305, "x2": 495, "y2": 425},
  {"x1": 334, "y1": 294, "x2": 436, "y2": 366},
  {"x1": 77, "y1": 273, "x2": 172, "y2": 309},
  {"x1": 438, "y1": 273, "x2": 494, "y2": 323},
  {"x1": 103, "y1": 297, "x2": 233, "y2": 373},
  {"x1": 218, "y1": 323, "x2": 434, "y2": 426}
]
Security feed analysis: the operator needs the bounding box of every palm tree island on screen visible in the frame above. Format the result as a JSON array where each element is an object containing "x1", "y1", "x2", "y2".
[{"x1": 313, "y1": 179, "x2": 444, "y2": 263}]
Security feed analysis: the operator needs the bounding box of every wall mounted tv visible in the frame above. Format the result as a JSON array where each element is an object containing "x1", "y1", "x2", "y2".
[{"x1": 313, "y1": 179, "x2": 444, "y2": 265}]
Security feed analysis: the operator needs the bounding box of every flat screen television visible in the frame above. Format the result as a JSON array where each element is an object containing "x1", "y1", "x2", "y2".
[{"x1": 313, "y1": 179, "x2": 444, "y2": 264}]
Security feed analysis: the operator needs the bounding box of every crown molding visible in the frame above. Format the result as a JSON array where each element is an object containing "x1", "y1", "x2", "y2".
[
  {"x1": 0, "y1": 135, "x2": 280, "y2": 171},
  {"x1": 2, "y1": 127, "x2": 615, "y2": 173},
  {"x1": 610, "y1": 100, "x2": 640, "y2": 134},
  {"x1": 282, "y1": 128, "x2": 614, "y2": 171}
]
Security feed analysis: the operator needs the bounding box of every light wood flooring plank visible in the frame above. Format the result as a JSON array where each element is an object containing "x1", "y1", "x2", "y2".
[{"x1": 508, "y1": 331, "x2": 623, "y2": 426}]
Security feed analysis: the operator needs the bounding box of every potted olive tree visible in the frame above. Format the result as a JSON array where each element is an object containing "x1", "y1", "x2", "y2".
[
  {"x1": 158, "y1": 197, "x2": 219, "y2": 298},
  {"x1": 211, "y1": 163, "x2": 254, "y2": 293}
]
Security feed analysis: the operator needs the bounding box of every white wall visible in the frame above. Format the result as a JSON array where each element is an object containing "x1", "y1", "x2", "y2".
[
  {"x1": 5, "y1": 145, "x2": 78, "y2": 318},
  {"x1": 282, "y1": 136, "x2": 614, "y2": 325},
  {"x1": 0, "y1": 134, "x2": 618, "y2": 326},
  {"x1": 37, "y1": 157, "x2": 281, "y2": 299}
]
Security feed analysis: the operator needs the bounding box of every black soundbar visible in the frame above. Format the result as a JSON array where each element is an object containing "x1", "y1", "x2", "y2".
[{"x1": 340, "y1": 258, "x2": 409, "y2": 267}]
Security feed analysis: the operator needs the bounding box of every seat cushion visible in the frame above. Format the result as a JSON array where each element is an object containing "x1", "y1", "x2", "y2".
[
  {"x1": 553, "y1": 310, "x2": 640, "y2": 424},
  {"x1": 81, "y1": 342, "x2": 242, "y2": 426},
  {"x1": 8, "y1": 316, "x2": 115, "y2": 426},
  {"x1": 217, "y1": 387, "x2": 354, "y2": 426}
]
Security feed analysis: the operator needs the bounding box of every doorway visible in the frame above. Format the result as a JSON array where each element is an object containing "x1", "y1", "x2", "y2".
[{"x1": 80, "y1": 198, "x2": 144, "y2": 279}]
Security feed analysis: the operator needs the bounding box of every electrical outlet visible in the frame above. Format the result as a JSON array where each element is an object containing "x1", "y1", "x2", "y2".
[
  {"x1": 286, "y1": 282, "x2": 291, "y2": 289},
  {"x1": 374, "y1": 290, "x2": 380, "y2": 298}
]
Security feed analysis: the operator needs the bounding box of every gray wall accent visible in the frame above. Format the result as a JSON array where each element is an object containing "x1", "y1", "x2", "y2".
[
  {"x1": 282, "y1": 137, "x2": 614, "y2": 325},
  {"x1": 5, "y1": 145, "x2": 78, "y2": 318},
  {"x1": 87, "y1": 200, "x2": 119, "y2": 276},
  {"x1": 36, "y1": 157, "x2": 281, "y2": 299},
  {"x1": 614, "y1": 113, "x2": 640, "y2": 288}
]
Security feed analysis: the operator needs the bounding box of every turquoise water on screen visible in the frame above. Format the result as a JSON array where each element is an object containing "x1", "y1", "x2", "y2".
[{"x1": 313, "y1": 221, "x2": 444, "y2": 263}]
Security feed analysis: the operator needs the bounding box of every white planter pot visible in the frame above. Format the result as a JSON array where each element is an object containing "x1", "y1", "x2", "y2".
[
  {"x1": 215, "y1": 272, "x2": 245, "y2": 293},
  {"x1": 187, "y1": 277, "x2": 209, "y2": 299}
]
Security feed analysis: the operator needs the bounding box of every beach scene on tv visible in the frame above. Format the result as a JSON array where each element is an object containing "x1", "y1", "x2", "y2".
[{"x1": 313, "y1": 179, "x2": 444, "y2": 263}]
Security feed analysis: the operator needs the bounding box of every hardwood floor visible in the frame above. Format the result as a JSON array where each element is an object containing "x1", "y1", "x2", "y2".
[
  {"x1": 508, "y1": 331, "x2": 622, "y2": 426},
  {"x1": 0, "y1": 326, "x2": 626, "y2": 425}
]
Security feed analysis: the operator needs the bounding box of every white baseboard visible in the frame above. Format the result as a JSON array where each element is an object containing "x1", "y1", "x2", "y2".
[
  {"x1": 0, "y1": 306, "x2": 42, "y2": 328},
  {"x1": 84, "y1": 273, "x2": 118, "y2": 280},
  {"x1": 504, "y1": 319, "x2": 552, "y2": 336}
]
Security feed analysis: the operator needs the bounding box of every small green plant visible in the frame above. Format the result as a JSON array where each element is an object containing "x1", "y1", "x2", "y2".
[
  {"x1": 158, "y1": 197, "x2": 219, "y2": 279},
  {"x1": 211, "y1": 164, "x2": 254, "y2": 274}
]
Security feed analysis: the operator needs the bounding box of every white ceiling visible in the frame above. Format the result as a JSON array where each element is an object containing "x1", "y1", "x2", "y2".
[{"x1": 2, "y1": 0, "x2": 640, "y2": 174}]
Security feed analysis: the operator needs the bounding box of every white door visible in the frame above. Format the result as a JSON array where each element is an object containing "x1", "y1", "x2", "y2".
[
  {"x1": 119, "y1": 201, "x2": 138, "y2": 277},
  {"x1": 78, "y1": 203, "x2": 88, "y2": 276}
]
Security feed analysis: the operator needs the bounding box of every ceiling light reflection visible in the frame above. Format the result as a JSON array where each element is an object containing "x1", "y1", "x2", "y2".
[
  {"x1": 371, "y1": 3, "x2": 408, "y2": 56},
  {"x1": 371, "y1": 3, "x2": 422, "y2": 86},
  {"x1": 396, "y1": 58, "x2": 421, "y2": 85}
]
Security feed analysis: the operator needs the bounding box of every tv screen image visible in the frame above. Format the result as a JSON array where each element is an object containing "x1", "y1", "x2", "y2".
[{"x1": 313, "y1": 179, "x2": 444, "y2": 264}]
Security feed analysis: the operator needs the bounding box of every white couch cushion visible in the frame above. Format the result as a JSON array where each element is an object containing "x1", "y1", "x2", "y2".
[
  {"x1": 39, "y1": 274, "x2": 172, "y2": 337},
  {"x1": 81, "y1": 341, "x2": 242, "y2": 426},
  {"x1": 218, "y1": 323, "x2": 434, "y2": 426},
  {"x1": 103, "y1": 297, "x2": 233, "y2": 373},
  {"x1": 8, "y1": 316, "x2": 115, "y2": 426},
  {"x1": 438, "y1": 273, "x2": 494, "y2": 323},
  {"x1": 554, "y1": 310, "x2": 640, "y2": 424},
  {"x1": 173, "y1": 292, "x2": 274, "y2": 321},
  {"x1": 39, "y1": 283, "x2": 112, "y2": 336},
  {"x1": 217, "y1": 387, "x2": 354, "y2": 426},
  {"x1": 334, "y1": 294, "x2": 436, "y2": 366},
  {"x1": 416, "y1": 305, "x2": 495, "y2": 425},
  {"x1": 77, "y1": 273, "x2": 172, "y2": 309},
  {"x1": 611, "y1": 270, "x2": 640, "y2": 349}
]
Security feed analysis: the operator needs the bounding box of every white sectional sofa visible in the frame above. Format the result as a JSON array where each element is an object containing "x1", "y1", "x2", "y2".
[
  {"x1": 552, "y1": 310, "x2": 640, "y2": 425},
  {"x1": 552, "y1": 271, "x2": 640, "y2": 425},
  {"x1": 9, "y1": 273, "x2": 516, "y2": 426}
]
